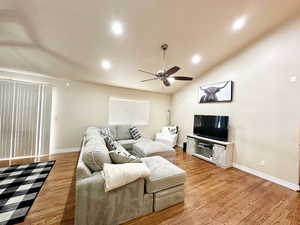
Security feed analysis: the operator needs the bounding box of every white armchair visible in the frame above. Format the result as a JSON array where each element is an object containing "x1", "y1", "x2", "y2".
[{"x1": 155, "y1": 126, "x2": 178, "y2": 147}]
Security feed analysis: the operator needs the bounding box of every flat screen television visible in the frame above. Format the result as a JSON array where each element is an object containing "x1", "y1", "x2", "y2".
[{"x1": 193, "y1": 115, "x2": 229, "y2": 141}]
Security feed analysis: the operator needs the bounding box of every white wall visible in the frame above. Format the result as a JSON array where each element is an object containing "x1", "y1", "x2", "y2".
[
  {"x1": 51, "y1": 81, "x2": 171, "y2": 149},
  {"x1": 171, "y1": 17, "x2": 300, "y2": 185}
]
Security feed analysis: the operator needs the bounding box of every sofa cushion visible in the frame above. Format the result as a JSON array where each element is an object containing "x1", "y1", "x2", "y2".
[
  {"x1": 85, "y1": 127, "x2": 100, "y2": 137},
  {"x1": 99, "y1": 127, "x2": 113, "y2": 138},
  {"x1": 129, "y1": 126, "x2": 142, "y2": 140},
  {"x1": 116, "y1": 125, "x2": 132, "y2": 140},
  {"x1": 118, "y1": 139, "x2": 137, "y2": 150},
  {"x1": 85, "y1": 127, "x2": 100, "y2": 136},
  {"x1": 109, "y1": 150, "x2": 141, "y2": 164},
  {"x1": 104, "y1": 135, "x2": 118, "y2": 151},
  {"x1": 132, "y1": 140, "x2": 176, "y2": 159},
  {"x1": 142, "y1": 156, "x2": 186, "y2": 193},
  {"x1": 85, "y1": 134, "x2": 106, "y2": 146},
  {"x1": 109, "y1": 144, "x2": 142, "y2": 163},
  {"x1": 85, "y1": 138, "x2": 105, "y2": 147},
  {"x1": 82, "y1": 144, "x2": 112, "y2": 172},
  {"x1": 99, "y1": 126, "x2": 117, "y2": 139}
]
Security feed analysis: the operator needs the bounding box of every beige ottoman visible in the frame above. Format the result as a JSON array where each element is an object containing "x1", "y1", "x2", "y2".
[{"x1": 142, "y1": 156, "x2": 186, "y2": 211}]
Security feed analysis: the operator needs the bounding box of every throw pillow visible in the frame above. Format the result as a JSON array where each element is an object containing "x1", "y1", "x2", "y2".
[
  {"x1": 129, "y1": 126, "x2": 142, "y2": 140},
  {"x1": 99, "y1": 127, "x2": 113, "y2": 137},
  {"x1": 103, "y1": 163, "x2": 150, "y2": 192},
  {"x1": 109, "y1": 148, "x2": 142, "y2": 164},
  {"x1": 82, "y1": 144, "x2": 112, "y2": 172},
  {"x1": 168, "y1": 126, "x2": 178, "y2": 134},
  {"x1": 104, "y1": 135, "x2": 118, "y2": 151}
]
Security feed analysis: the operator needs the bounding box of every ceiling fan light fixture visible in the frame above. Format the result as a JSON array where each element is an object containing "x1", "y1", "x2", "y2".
[
  {"x1": 167, "y1": 77, "x2": 175, "y2": 84},
  {"x1": 157, "y1": 69, "x2": 164, "y2": 74}
]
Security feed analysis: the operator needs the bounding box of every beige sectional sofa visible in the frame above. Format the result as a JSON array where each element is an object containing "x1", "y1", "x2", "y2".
[{"x1": 75, "y1": 126, "x2": 186, "y2": 225}]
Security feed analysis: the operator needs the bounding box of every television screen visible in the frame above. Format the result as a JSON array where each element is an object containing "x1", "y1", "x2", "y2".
[{"x1": 193, "y1": 115, "x2": 229, "y2": 141}]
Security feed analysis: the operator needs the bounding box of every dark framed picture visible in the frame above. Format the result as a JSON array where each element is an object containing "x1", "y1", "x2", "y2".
[{"x1": 199, "y1": 81, "x2": 233, "y2": 103}]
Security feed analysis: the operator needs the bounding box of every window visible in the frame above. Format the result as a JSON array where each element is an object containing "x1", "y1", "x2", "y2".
[{"x1": 109, "y1": 97, "x2": 150, "y2": 125}]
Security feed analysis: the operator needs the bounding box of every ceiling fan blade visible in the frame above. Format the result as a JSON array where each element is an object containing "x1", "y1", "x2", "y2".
[
  {"x1": 138, "y1": 69, "x2": 157, "y2": 76},
  {"x1": 163, "y1": 79, "x2": 171, "y2": 87},
  {"x1": 164, "y1": 66, "x2": 180, "y2": 77},
  {"x1": 140, "y1": 78, "x2": 158, "y2": 82},
  {"x1": 173, "y1": 76, "x2": 193, "y2": 81}
]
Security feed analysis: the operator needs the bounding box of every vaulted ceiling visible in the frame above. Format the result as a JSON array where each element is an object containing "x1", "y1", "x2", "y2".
[{"x1": 1, "y1": 0, "x2": 300, "y2": 93}]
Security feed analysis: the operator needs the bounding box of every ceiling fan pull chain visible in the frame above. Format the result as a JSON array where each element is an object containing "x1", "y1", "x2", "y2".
[{"x1": 162, "y1": 47, "x2": 166, "y2": 71}]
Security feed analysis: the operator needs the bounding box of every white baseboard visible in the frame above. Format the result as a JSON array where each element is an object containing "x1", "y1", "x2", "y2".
[
  {"x1": 51, "y1": 147, "x2": 80, "y2": 155},
  {"x1": 233, "y1": 163, "x2": 299, "y2": 191},
  {"x1": 0, "y1": 154, "x2": 48, "y2": 161}
]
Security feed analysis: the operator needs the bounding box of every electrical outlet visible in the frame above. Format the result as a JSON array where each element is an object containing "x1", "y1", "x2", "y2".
[{"x1": 260, "y1": 160, "x2": 265, "y2": 166}]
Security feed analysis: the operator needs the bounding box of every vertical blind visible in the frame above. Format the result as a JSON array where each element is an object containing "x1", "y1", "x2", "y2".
[{"x1": 0, "y1": 79, "x2": 52, "y2": 159}]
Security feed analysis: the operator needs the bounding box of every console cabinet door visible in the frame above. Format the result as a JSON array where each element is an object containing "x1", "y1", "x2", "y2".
[
  {"x1": 186, "y1": 137, "x2": 196, "y2": 155},
  {"x1": 213, "y1": 144, "x2": 226, "y2": 167}
]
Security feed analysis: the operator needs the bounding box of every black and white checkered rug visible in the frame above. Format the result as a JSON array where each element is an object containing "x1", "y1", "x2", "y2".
[{"x1": 0, "y1": 160, "x2": 55, "y2": 225}]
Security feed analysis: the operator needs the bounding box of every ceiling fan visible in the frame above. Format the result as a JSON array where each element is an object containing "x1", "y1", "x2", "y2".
[{"x1": 138, "y1": 44, "x2": 193, "y2": 87}]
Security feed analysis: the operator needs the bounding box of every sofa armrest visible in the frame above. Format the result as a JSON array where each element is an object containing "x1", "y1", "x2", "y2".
[
  {"x1": 76, "y1": 172, "x2": 105, "y2": 193},
  {"x1": 76, "y1": 161, "x2": 92, "y2": 180},
  {"x1": 155, "y1": 133, "x2": 164, "y2": 138},
  {"x1": 76, "y1": 172, "x2": 148, "y2": 225},
  {"x1": 169, "y1": 133, "x2": 178, "y2": 139},
  {"x1": 156, "y1": 133, "x2": 178, "y2": 139},
  {"x1": 76, "y1": 137, "x2": 92, "y2": 180}
]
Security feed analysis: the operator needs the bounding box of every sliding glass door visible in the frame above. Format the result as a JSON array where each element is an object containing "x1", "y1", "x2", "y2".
[
  {"x1": 0, "y1": 79, "x2": 52, "y2": 159},
  {"x1": 0, "y1": 80, "x2": 14, "y2": 159}
]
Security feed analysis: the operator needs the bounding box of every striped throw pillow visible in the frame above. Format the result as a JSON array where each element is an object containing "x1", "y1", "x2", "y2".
[
  {"x1": 104, "y1": 135, "x2": 118, "y2": 151},
  {"x1": 129, "y1": 126, "x2": 142, "y2": 140},
  {"x1": 109, "y1": 149, "x2": 142, "y2": 164}
]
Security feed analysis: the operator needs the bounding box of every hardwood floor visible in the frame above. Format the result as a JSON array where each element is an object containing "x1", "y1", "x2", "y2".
[{"x1": 1, "y1": 149, "x2": 300, "y2": 225}]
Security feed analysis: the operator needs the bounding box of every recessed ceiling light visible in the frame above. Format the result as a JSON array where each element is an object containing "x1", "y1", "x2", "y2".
[
  {"x1": 232, "y1": 16, "x2": 247, "y2": 31},
  {"x1": 101, "y1": 60, "x2": 111, "y2": 70},
  {"x1": 167, "y1": 77, "x2": 175, "y2": 84},
  {"x1": 192, "y1": 55, "x2": 202, "y2": 64},
  {"x1": 111, "y1": 21, "x2": 123, "y2": 35}
]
